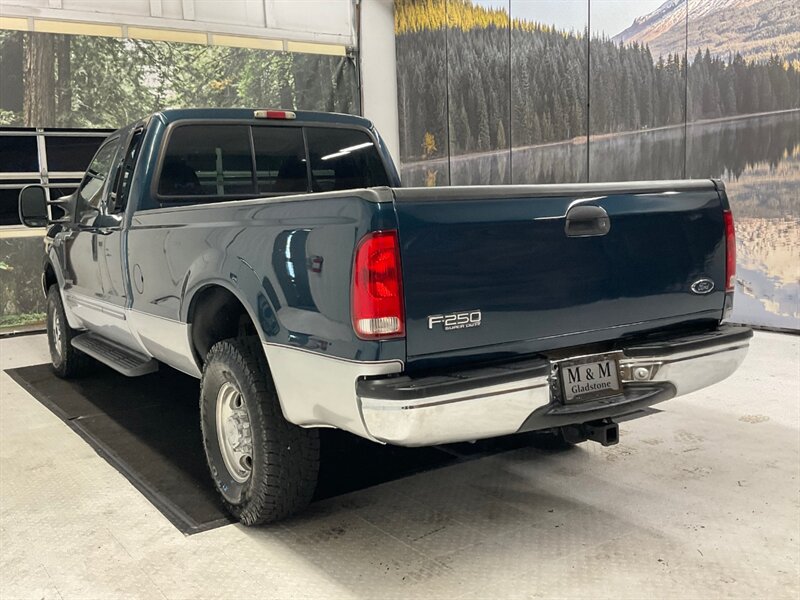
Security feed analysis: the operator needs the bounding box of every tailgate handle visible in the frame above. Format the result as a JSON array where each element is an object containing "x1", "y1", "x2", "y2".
[{"x1": 565, "y1": 205, "x2": 611, "y2": 237}]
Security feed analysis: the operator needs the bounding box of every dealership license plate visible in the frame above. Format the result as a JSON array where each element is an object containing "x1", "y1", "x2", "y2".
[{"x1": 558, "y1": 353, "x2": 622, "y2": 404}]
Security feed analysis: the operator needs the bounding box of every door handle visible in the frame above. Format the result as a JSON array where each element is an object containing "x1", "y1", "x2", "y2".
[{"x1": 565, "y1": 205, "x2": 611, "y2": 237}]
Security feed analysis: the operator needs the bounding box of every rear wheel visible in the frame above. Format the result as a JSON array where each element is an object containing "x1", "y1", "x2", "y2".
[
  {"x1": 200, "y1": 336, "x2": 319, "y2": 525},
  {"x1": 46, "y1": 285, "x2": 90, "y2": 378}
]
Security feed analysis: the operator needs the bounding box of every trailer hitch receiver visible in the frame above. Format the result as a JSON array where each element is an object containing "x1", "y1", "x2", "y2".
[{"x1": 561, "y1": 419, "x2": 619, "y2": 447}]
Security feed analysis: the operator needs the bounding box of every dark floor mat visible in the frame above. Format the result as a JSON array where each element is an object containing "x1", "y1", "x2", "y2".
[{"x1": 5, "y1": 363, "x2": 531, "y2": 534}]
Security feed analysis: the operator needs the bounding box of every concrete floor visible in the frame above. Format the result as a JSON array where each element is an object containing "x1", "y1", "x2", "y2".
[{"x1": 0, "y1": 331, "x2": 798, "y2": 599}]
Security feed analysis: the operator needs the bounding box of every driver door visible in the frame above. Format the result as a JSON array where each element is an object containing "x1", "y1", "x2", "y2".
[{"x1": 60, "y1": 136, "x2": 120, "y2": 329}]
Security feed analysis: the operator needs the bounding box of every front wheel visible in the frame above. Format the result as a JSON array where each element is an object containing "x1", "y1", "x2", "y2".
[
  {"x1": 46, "y1": 285, "x2": 90, "y2": 378},
  {"x1": 200, "y1": 336, "x2": 319, "y2": 525}
]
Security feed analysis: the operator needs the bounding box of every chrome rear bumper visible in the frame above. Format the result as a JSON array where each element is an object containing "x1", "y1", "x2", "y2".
[{"x1": 358, "y1": 325, "x2": 752, "y2": 447}]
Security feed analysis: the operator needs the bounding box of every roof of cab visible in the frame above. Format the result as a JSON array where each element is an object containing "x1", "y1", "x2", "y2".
[{"x1": 153, "y1": 108, "x2": 374, "y2": 129}]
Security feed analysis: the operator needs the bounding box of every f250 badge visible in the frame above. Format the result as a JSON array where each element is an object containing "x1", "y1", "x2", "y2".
[{"x1": 428, "y1": 310, "x2": 482, "y2": 331}]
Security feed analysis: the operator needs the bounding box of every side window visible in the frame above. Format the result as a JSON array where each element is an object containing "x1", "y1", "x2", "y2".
[
  {"x1": 111, "y1": 128, "x2": 144, "y2": 213},
  {"x1": 75, "y1": 139, "x2": 118, "y2": 223},
  {"x1": 157, "y1": 125, "x2": 254, "y2": 200},
  {"x1": 305, "y1": 128, "x2": 389, "y2": 192},
  {"x1": 252, "y1": 126, "x2": 308, "y2": 194}
]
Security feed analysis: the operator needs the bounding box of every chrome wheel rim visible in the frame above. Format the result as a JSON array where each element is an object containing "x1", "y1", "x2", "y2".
[
  {"x1": 215, "y1": 381, "x2": 253, "y2": 484},
  {"x1": 50, "y1": 305, "x2": 63, "y2": 360}
]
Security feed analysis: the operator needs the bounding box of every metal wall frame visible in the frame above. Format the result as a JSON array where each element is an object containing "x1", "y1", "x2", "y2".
[
  {"x1": 0, "y1": 0, "x2": 356, "y2": 55},
  {"x1": 0, "y1": 127, "x2": 112, "y2": 230}
]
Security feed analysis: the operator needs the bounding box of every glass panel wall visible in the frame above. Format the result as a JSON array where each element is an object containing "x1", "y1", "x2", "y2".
[
  {"x1": 510, "y1": 0, "x2": 588, "y2": 184},
  {"x1": 395, "y1": 0, "x2": 450, "y2": 187},
  {"x1": 447, "y1": 0, "x2": 510, "y2": 185},
  {"x1": 0, "y1": 128, "x2": 109, "y2": 331},
  {"x1": 686, "y1": 0, "x2": 800, "y2": 330},
  {"x1": 588, "y1": 0, "x2": 687, "y2": 182}
]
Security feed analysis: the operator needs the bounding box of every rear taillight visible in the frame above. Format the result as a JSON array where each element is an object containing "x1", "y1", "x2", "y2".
[
  {"x1": 723, "y1": 210, "x2": 736, "y2": 292},
  {"x1": 352, "y1": 230, "x2": 405, "y2": 339}
]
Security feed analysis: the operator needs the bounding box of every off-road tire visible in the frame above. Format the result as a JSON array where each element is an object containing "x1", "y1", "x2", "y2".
[
  {"x1": 200, "y1": 336, "x2": 319, "y2": 525},
  {"x1": 46, "y1": 285, "x2": 91, "y2": 378}
]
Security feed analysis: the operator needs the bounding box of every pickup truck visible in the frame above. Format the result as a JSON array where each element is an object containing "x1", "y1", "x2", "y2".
[{"x1": 18, "y1": 108, "x2": 752, "y2": 525}]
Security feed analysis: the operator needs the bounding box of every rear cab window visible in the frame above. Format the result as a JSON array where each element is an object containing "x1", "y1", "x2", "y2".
[
  {"x1": 252, "y1": 127, "x2": 308, "y2": 195},
  {"x1": 155, "y1": 122, "x2": 389, "y2": 205},
  {"x1": 158, "y1": 125, "x2": 254, "y2": 198},
  {"x1": 305, "y1": 128, "x2": 389, "y2": 192}
]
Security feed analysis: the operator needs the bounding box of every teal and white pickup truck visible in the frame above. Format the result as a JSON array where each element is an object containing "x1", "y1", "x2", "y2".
[{"x1": 18, "y1": 108, "x2": 751, "y2": 524}]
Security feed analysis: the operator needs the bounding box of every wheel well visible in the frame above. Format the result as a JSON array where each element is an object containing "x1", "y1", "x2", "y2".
[
  {"x1": 44, "y1": 263, "x2": 57, "y2": 295},
  {"x1": 188, "y1": 286, "x2": 259, "y2": 364}
]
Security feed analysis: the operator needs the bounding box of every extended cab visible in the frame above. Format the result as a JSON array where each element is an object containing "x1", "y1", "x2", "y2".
[{"x1": 18, "y1": 108, "x2": 752, "y2": 524}]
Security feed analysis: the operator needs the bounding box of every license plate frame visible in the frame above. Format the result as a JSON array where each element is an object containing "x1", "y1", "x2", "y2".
[{"x1": 556, "y1": 351, "x2": 623, "y2": 404}]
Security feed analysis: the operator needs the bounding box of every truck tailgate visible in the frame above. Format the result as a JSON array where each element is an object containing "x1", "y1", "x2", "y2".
[{"x1": 392, "y1": 181, "x2": 728, "y2": 369}]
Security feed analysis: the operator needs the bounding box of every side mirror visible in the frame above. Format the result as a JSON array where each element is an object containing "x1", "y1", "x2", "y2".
[{"x1": 18, "y1": 185, "x2": 49, "y2": 228}]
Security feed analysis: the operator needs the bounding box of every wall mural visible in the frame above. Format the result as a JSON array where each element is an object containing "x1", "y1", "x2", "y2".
[
  {"x1": 395, "y1": 0, "x2": 800, "y2": 330},
  {"x1": 0, "y1": 29, "x2": 359, "y2": 329},
  {"x1": 0, "y1": 30, "x2": 359, "y2": 128}
]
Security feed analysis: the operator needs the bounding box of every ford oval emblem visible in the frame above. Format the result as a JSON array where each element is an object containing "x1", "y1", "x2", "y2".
[{"x1": 690, "y1": 278, "x2": 715, "y2": 295}]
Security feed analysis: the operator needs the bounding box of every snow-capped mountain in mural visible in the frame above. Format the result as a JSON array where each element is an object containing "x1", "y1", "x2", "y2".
[{"x1": 613, "y1": 0, "x2": 799, "y2": 62}]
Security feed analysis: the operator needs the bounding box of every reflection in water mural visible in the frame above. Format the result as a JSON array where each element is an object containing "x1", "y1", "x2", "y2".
[
  {"x1": 395, "y1": 0, "x2": 800, "y2": 330},
  {"x1": 688, "y1": 112, "x2": 800, "y2": 329}
]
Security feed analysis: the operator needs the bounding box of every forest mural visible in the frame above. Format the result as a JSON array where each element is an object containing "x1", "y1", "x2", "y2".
[
  {"x1": 395, "y1": 0, "x2": 799, "y2": 330},
  {"x1": 0, "y1": 28, "x2": 358, "y2": 329},
  {"x1": 0, "y1": 30, "x2": 359, "y2": 128}
]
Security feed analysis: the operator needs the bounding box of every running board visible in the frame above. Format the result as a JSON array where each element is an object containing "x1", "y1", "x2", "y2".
[{"x1": 71, "y1": 333, "x2": 158, "y2": 377}]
